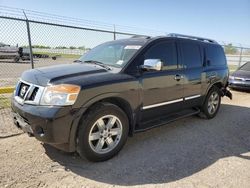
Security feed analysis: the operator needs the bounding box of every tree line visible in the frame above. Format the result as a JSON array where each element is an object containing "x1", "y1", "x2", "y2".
[
  {"x1": 21, "y1": 45, "x2": 90, "y2": 50},
  {"x1": 223, "y1": 43, "x2": 250, "y2": 55}
]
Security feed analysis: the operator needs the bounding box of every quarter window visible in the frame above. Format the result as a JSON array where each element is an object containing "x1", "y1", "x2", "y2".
[{"x1": 206, "y1": 45, "x2": 226, "y2": 66}]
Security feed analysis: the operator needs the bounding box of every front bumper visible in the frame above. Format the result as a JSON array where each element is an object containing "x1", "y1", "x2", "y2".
[
  {"x1": 11, "y1": 97, "x2": 80, "y2": 151},
  {"x1": 228, "y1": 80, "x2": 250, "y2": 90}
]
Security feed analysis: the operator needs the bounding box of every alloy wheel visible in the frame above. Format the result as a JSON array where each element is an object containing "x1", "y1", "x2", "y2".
[
  {"x1": 207, "y1": 92, "x2": 219, "y2": 115},
  {"x1": 88, "y1": 115, "x2": 123, "y2": 154}
]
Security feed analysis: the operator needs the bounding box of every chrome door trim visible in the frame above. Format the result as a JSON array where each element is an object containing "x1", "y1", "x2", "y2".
[
  {"x1": 142, "y1": 98, "x2": 183, "y2": 110},
  {"x1": 184, "y1": 94, "x2": 201, "y2": 100}
]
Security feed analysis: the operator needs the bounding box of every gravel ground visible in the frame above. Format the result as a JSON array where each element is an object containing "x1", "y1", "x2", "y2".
[
  {"x1": 0, "y1": 108, "x2": 23, "y2": 138},
  {"x1": 0, "y1": 90, "x2": 250, "y2": 188}
]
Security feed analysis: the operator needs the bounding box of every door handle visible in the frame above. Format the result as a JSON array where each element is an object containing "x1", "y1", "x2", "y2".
[{"x1": 174, "y1": 75, "x2": 184, "y2": 81}]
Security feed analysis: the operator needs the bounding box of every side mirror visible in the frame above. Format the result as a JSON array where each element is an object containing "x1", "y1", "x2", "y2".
[{"x1": 140, "y1": 59, "x2": 163, "y2": 71}]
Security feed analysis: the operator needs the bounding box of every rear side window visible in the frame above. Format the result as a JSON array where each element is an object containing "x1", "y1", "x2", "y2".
[
  {"x1": 180, "y1": 41, "x2": 202, "y2": 68},
  {"x1": 144, "y1": 41, "x2": 178, "y2": 70},
  {"x1": 205, "y1": 45, "x2": 226, "y2": 66}
]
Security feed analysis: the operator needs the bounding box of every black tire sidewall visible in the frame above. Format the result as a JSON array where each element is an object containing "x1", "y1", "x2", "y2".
[
  {"x1": 77, "y1": 103, "x2": 129, "y2": 162},
  {"x1": 202, "y1": 87, "x2": 221, "y2": 119}
]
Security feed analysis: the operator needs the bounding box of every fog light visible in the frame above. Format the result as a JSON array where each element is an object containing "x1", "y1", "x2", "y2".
[{"x1": 36, "y1": 127, "x2": 45, "y2": 137}]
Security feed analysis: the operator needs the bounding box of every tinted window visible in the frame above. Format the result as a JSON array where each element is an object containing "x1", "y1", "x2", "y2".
[
  {"x1": 181, "y1": 41, "x2": 202, "y2": 68},
  {"x1": 206, "y1": 45, "x2": 226, "y2": 66},
  {"x1": 144, "y1": 41, "x2": 177, "y2": 70}
]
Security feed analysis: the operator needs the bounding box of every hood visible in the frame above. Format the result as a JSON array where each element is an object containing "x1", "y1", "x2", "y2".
[
  {"x1": 21, "y1": 63, "x2": 108, "y2": 86},
  {"x1": 232, "y1": 70, "x2": 250, "y2": 79}
]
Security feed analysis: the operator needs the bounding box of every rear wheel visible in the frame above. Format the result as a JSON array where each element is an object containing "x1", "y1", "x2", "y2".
[
  {"x1": 77, "y1": 102, "x2": 129, "y2": 162},
  {"x1": 201, "y1": 86, "x2": 221, "y2": 119}
]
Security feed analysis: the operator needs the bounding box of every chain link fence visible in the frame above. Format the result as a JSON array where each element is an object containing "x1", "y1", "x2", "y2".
[
  {"x1": 0, "y1": 6, "x2": 250, "y2": 137},
  {"x1": 0, "y1": 6, "x2": 140, "y2": 136},
  {"x1": 222, "y1": 46, "x2": 250, "y2": 70}
]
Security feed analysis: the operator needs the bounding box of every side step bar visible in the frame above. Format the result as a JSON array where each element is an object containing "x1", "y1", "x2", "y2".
[{"x1": 135, "y1": 108, "x2": 200, "y2": 133}]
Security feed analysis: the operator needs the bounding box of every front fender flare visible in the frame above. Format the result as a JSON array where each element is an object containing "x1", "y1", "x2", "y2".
[{"x1": 68, "y1": 92, "x2": 133, "y2": 152}]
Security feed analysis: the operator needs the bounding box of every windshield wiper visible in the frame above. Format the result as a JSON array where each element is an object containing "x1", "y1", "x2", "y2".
[{"x1": 83, "y1": 60, "x2": 112, "y2": 70}]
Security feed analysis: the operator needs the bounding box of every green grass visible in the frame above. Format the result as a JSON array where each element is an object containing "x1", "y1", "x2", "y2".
[{"x1": 0, "y1": 96, "x2": 11, "y2": 108}]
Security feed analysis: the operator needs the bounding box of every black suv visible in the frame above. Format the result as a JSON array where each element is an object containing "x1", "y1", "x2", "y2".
[{"x1": 12, "y1": 34, "x2": 232, "y2": 161}]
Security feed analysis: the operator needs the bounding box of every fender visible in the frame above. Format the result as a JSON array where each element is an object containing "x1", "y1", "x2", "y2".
[
  {"x1": 205, "y1": 81, "x2": 222, "y2": 96},
  {"x1": 202, "y1": 81, "x2": 232, "y2": 106},
  {"x1": 68, "y1": 92, "x2": 136, "y2": 152}
]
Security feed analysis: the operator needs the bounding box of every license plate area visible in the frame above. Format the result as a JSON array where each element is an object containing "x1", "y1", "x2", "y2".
[{"x1": 13, "y1": 112, "x2": 33, "y2": 134}]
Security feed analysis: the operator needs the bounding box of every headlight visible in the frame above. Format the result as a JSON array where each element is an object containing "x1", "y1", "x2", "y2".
[
  {"x1": 40, "y1": 84, "x2": 80, "y2": 106},
  {"x1": 229, "y1": 75, "x2": 234, "y2": 80}
]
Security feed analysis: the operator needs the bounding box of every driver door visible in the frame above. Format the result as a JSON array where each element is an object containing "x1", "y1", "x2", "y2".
[{"x1": 140, "y1": 40, "x2": 184, "y2": 123}]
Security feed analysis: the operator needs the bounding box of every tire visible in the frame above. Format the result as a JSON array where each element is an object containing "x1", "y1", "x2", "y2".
[
  {"x1": 201, "y1": 86, "x2": 221, "y2": 119},
  {"x1": 77, "y1": 102, "x2": 129, "y2": 162}
]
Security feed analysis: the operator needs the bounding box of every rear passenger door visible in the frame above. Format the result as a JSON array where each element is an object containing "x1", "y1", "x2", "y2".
[
  {"x1": 178, "y1": 40, "x2": 203, "y2": 108},
  {"x1": 204, "y1": 44, "x2": 228, "y2": 89}
]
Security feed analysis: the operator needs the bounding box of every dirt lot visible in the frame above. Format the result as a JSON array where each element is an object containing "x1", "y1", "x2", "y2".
[{"x1": 0, "y1": 90, "x2": 250, "y2": 188}]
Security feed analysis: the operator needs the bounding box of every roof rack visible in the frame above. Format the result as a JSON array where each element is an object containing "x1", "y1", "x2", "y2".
[
  {"x1": 130, "y1": 35, "x2": 151, "y2": 39},
  {"x1": 167, "y1": 33, "x2": 218, "y2": 44}
]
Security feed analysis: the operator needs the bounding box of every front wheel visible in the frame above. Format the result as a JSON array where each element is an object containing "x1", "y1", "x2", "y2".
[
  {"x1": 77, "y1": 102, "x2": 129, "y2": 162},
  {"x1": 201, "y1": 86, "x2": 221, "y2": 119}
]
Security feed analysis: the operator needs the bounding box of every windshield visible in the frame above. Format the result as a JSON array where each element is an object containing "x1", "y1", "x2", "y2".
[
  {"x1": 239, "y1": 62, "x2": 250, "y2": 71},
  {"x1": 79, "y1": 40, "x2": 144, "y2": 68}
]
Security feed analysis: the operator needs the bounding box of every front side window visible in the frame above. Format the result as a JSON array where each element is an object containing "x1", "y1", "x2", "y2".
[
  {"x1": 144, "y1": 41, "x2": 178, "y2": 70},
  {"x1": 79, "y1": 41, "x2": 143, "y2": 68}
]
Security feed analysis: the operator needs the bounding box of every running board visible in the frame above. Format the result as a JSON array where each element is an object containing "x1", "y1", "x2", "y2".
[{"x1": 135, "y1": 108, "x2": 200, "y2": 133}]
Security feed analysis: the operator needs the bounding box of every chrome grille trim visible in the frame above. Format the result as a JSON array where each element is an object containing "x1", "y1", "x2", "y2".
[{"x1": 14, "y1": 79, "x2": 45, "y2": 105}]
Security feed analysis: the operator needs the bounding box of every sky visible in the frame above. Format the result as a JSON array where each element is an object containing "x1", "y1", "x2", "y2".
[{"x1": 0, "y1": 0, "x2": 250, "y2": 47}]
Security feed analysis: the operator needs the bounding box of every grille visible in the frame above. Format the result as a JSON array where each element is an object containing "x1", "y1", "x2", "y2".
[
  {"x1": 18, "y1": 83, "x2": 30, "y2": 99},
  {"x1": 15, "y1": 80, "x2": 45, "y2": 105},
  {"x1": 28, "y1": 87, "x2": 39, "y2": 101},
  {"x1": 234, "y1": 77, "x2": 250, "y2": 82}
]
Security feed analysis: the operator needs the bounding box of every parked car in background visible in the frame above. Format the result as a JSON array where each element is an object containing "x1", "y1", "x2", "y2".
[
  {"x1": 20, "y1": 47, "x2": 50, "y2": 60},
  {"x1": 0, "y1": 43, "x2": 51, "y2": 62},
  {"x1": 19, "y1": 47, "x2": 30, "y2": 61},
  {"x1": 0, "y1": 42, "x2": 20, "y2": 62},
  {"x1": 229, "y1": 61, "x2": 250, "y2": 90}
]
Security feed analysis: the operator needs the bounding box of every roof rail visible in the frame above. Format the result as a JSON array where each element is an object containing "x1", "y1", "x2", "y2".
[
  {"x1": 130, "y1": 35, "x2": 151, "y2": 39},
  {"x1": 167, "y1": 33, "x2": 218, "y2": 44}
]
